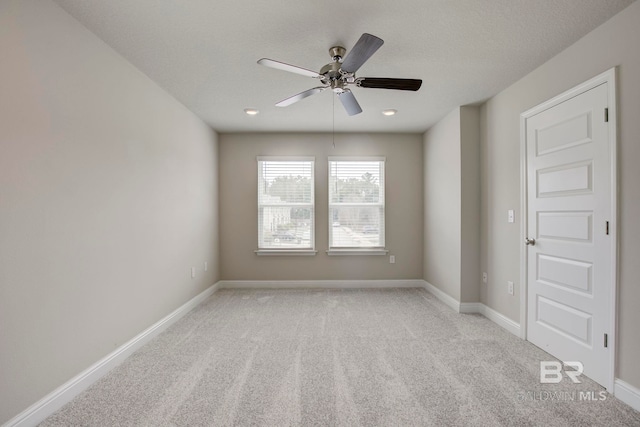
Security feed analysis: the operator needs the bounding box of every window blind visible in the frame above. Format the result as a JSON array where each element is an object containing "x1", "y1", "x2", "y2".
[
  {"x1": 328, "y1": 157, "x2": 385, "y2": 249},
  {"x1": 257, "y1": 157, "x2": 314, "y2": 250}
]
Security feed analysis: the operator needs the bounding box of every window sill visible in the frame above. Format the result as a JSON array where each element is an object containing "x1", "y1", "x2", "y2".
[
  {"x1": 255, "y1": 249, "x2": 318, "y2": 256},
  {"x1": 326, "y1": 249, "x2": 389, "y2": 256}
]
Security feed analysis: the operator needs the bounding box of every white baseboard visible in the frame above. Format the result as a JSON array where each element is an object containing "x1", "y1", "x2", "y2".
[
  {"x1": 474, "y1": 304, "x2": 521, "y2": 337},
  {"x1": 5, "y1": 282, "x2": 221, "y2": 427},
  {"x1": 459, "y1": 302, "x2": 483, "y2": 313},
  {"x1": 614, "y1": 379, "x2": 640, "y2": 412},
  {"x1": 422, "y1": 281, "x2": 460, "y2": 312},
  {"x1": 218, "y1": 279, "x2": 425, "y2": 289},
  {"x1": 422, "y1": 281, "x2": 520, "y2": 337}
]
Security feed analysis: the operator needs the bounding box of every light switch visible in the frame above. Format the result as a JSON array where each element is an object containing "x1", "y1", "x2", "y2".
[{"x1": 508, "y1": 210, "x2": 515, "y2": 223}]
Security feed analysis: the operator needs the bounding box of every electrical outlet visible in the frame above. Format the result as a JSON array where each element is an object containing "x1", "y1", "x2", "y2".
[
  {"x1": 508, "y1": 209, "x2": 515, "y2": 223},
  {"x1": 482, "y1": 272, "x2": 488, "y2": 283},
  {"x1": 508, "y1": 281, "x2": 514, "y2": 295},
  {"x1": 204, "y1": 262, "x2": 208, "y2": 271},
  {"x1": 389, "y1": 255, "x2": 396, "y2": 264},
  {"x1": 191, "y1": 267, "x2": 196, "y2": 279}
]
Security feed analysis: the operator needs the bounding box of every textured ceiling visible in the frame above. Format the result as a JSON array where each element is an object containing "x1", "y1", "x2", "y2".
[{"x1": 53, "y1": 0, "x2": 634, "y2": 133}]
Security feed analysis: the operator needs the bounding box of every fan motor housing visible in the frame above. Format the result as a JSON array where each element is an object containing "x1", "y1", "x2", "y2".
[
  {"x1": 319, "y1": 61, "x2": 342, "y2": 83},
  {"x1": 319, "y1": 61, "x2": 341, "y2": 76},
  {"x1": 320, "y1": 45, "x2": 349, "y2": 85}
]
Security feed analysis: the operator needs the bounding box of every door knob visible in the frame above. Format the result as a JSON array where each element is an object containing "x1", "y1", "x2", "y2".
[{"x1": 525, "y1": 237, "x2": 536, "y2": 246}]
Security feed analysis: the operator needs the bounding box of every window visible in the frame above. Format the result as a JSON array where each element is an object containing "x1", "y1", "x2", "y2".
[
  {"x1": 328, "y1": 157, "x2": 386, "y2": 254},
  {"x1": 257, "y1": 157, "x2": 315, "y2": 254}
]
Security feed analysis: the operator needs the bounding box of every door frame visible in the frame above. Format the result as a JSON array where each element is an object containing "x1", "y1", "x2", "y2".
[{"x1": 519, "y1": 67, "x2": 618, "y2": 392}]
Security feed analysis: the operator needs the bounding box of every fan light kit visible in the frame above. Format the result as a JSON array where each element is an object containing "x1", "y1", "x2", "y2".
[
  {"x1": 258, "y1": 33, "x2": 422, "y2": 116},
  {"x1": 382, "y1": 109, "x2": 397, "y2": 116},
  {"x1": 244, "y1": 108, "x2": 259, "y2": 115}
]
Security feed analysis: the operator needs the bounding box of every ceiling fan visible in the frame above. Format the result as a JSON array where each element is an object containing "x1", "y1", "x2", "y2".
[{"x1": 258, "y1": 33, "x2": 422, "y2": 116}]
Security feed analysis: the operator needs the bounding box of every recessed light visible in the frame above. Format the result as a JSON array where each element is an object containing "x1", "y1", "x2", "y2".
[
  {"x1": 244, "y1": 108, "x2": 259, "y2": 115},
  {"x1": 382, "y1": 109, "x2": 397, "y2": 116}
]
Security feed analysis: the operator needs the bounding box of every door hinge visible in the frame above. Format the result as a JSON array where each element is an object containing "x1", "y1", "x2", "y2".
[
  {"x1": 606, "y1": 221, "x2": 610, "y2": 235},
  {"x1": 605, "y1": 108, "x2": 609, "y2": 122},
  {"x1": 604, "y1": 333, "x2": 608, "y2": 348}
]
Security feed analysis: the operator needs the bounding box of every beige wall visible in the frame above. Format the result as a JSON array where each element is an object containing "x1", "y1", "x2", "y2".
[
  {"x1": 423, "y1": 108, "x2": 462, "y2": 300},
  {"x1": 423, "y1": 106, "x2": 481, "y2": 303},
  {"x1": 460, "y1": 106, "x2": 481, "y2": 303},
  {"x1": 480, "y1": 1, "x2": 640, "y2": 389},
  {"x1": 0, "y1": 1, "x2": 219, "y2": 423},
  {"x1": 219, "y1": 133, "x2": 423, "y2": 280}
]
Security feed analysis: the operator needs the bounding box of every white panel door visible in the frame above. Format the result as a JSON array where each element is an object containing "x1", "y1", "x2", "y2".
[{"x1": 525, "y1": 83, "x2": 611, "y2": 387}]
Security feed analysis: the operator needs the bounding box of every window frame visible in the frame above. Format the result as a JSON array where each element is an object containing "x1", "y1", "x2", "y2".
[
  {"x1": 255, "y1": 156, "x2": 317, "y2": 256},
  {"x1": 327, "y1": 156, "x2": 388, "y2": 256}
]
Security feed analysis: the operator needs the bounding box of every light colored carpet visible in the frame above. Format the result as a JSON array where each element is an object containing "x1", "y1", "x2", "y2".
[{"x1": 42, "y1": 288, "x2": 640, "y2": 426}]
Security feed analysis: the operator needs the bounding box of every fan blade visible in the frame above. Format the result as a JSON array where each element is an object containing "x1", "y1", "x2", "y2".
[
  {"x1": 275, "y1": 86, "x2": 327, "y2": 107},
  {"x1": 337, "y1": 89, "x2": 362, "y2": 116},
  {"x1": 258, "y1": 58, "x2": 322, "y2": 79},
  {"x1": 341, "y1": 33, "x2": 384, "y2": 73},
  {"x1": 358, "y1": 77, "x2": 422, "y2": 91}
]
